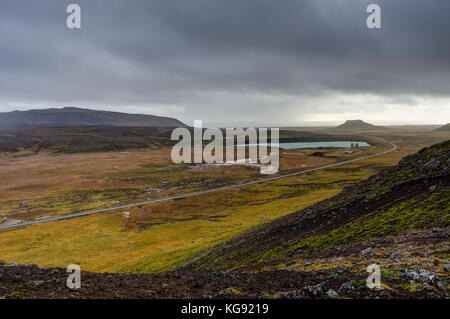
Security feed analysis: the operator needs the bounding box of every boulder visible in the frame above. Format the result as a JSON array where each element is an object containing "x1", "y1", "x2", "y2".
[
  {"x1": 326, "y1": 289, "x2": 339, "y2": 298},
  {"x1": 301, "y1": 282, "x2": 329, "y2": 297},
  {"x1": 338, "y1": 281, "x2": 355, "y2": 294}
]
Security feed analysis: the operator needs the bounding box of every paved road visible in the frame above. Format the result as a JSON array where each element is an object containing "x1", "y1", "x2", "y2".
[{"x1": 0, "y1": 142, "x2": 397, "y2": 231}]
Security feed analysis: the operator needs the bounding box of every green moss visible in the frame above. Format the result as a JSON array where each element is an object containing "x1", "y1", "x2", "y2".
[
  {"x1": 353, "y1": 280, "x2": 366, "y2": 288},
  {"x1": 216, "y1": 189, "x2": 449, "y2": 269},
  {"x1": 261, "y1": 293, "x2": 277, "y2": 299},
  {"x1": 433, "y1": 253, "x2": 450, "y2": 259},
  {"x1": 220, "y1": 287, "x2": 243, "y2": 295},
  {"x1": 401, "y1": 283, "x2": 421, "y2": 292},
  {"x1": 290, "y1": 189, "x2": 449, "y2": 250}
]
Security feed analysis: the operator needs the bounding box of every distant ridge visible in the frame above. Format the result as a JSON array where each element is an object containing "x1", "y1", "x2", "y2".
[
  {"x1": 0, "y1": 107, "x2": 186, "y2": 129},
  {"x1": 435, "y1": 123, "x2": 450, "y2": 131},
  {"x1": 334, "y1": 119, "x2": 384, "y2": 130}
]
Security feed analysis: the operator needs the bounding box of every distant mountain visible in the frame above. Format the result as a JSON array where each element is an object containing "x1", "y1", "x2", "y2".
[
  {"x1": 0, "y1": 107, "x2": 186, "y2": 129},
  {"x1": 334, "y1": 120, "x2": 384, "y2": 130},
  {"x1": 435, "y1": 123, "x2": 450, "y2": 131}
]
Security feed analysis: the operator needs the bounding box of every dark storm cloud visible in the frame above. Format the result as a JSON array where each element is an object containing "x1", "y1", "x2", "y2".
[{"x1": 0, "y1": 0, "x2": 449, "y2": 125}]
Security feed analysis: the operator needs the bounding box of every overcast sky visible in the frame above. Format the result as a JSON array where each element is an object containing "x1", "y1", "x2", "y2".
[{"x1": 0, "y1": 0, "x2": 449, "y2": 126}]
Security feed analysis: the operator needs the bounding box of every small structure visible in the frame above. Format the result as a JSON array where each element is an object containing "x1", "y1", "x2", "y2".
[
  {"x1": 343, "y1": 142, "x2": 359, "y2": 154},
  {"x1": 343, "y1": 147, "x2": 358, "y2": 154}
]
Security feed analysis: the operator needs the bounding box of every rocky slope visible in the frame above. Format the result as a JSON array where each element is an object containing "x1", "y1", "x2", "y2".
[
  {"x1": 181, "y1": 140, "x2": 449, "y2": 297},
  {"x1": 186, "y1": 140, "x2": 449, "y2": 271},
  {"x1": 0, "y1": 259, "x2": 445, "y2": 299}
]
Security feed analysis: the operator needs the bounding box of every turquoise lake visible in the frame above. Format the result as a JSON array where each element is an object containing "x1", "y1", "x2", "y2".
[{"x1": 243, "y1": 141, "x2": 370, "y2": 149}]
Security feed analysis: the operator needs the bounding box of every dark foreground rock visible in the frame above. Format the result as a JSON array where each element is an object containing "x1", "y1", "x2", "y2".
[{"x1": 0, "y1": 263, "x2": 446, "y2": 299}]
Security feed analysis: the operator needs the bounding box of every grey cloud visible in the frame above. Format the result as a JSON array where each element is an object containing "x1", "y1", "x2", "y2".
[{"x1": 0, "y1": 0, "x2": 449, "y2": 125}]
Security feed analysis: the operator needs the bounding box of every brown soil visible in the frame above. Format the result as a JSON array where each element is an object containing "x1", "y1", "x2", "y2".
[{"x1": 0, "y1": 149, "x2": 172, "y2": 200}]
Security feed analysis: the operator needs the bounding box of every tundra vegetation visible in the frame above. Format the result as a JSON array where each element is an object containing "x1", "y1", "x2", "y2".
[{"x1": 0, "y1": 125, "x2": 448, "y2": 299}]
